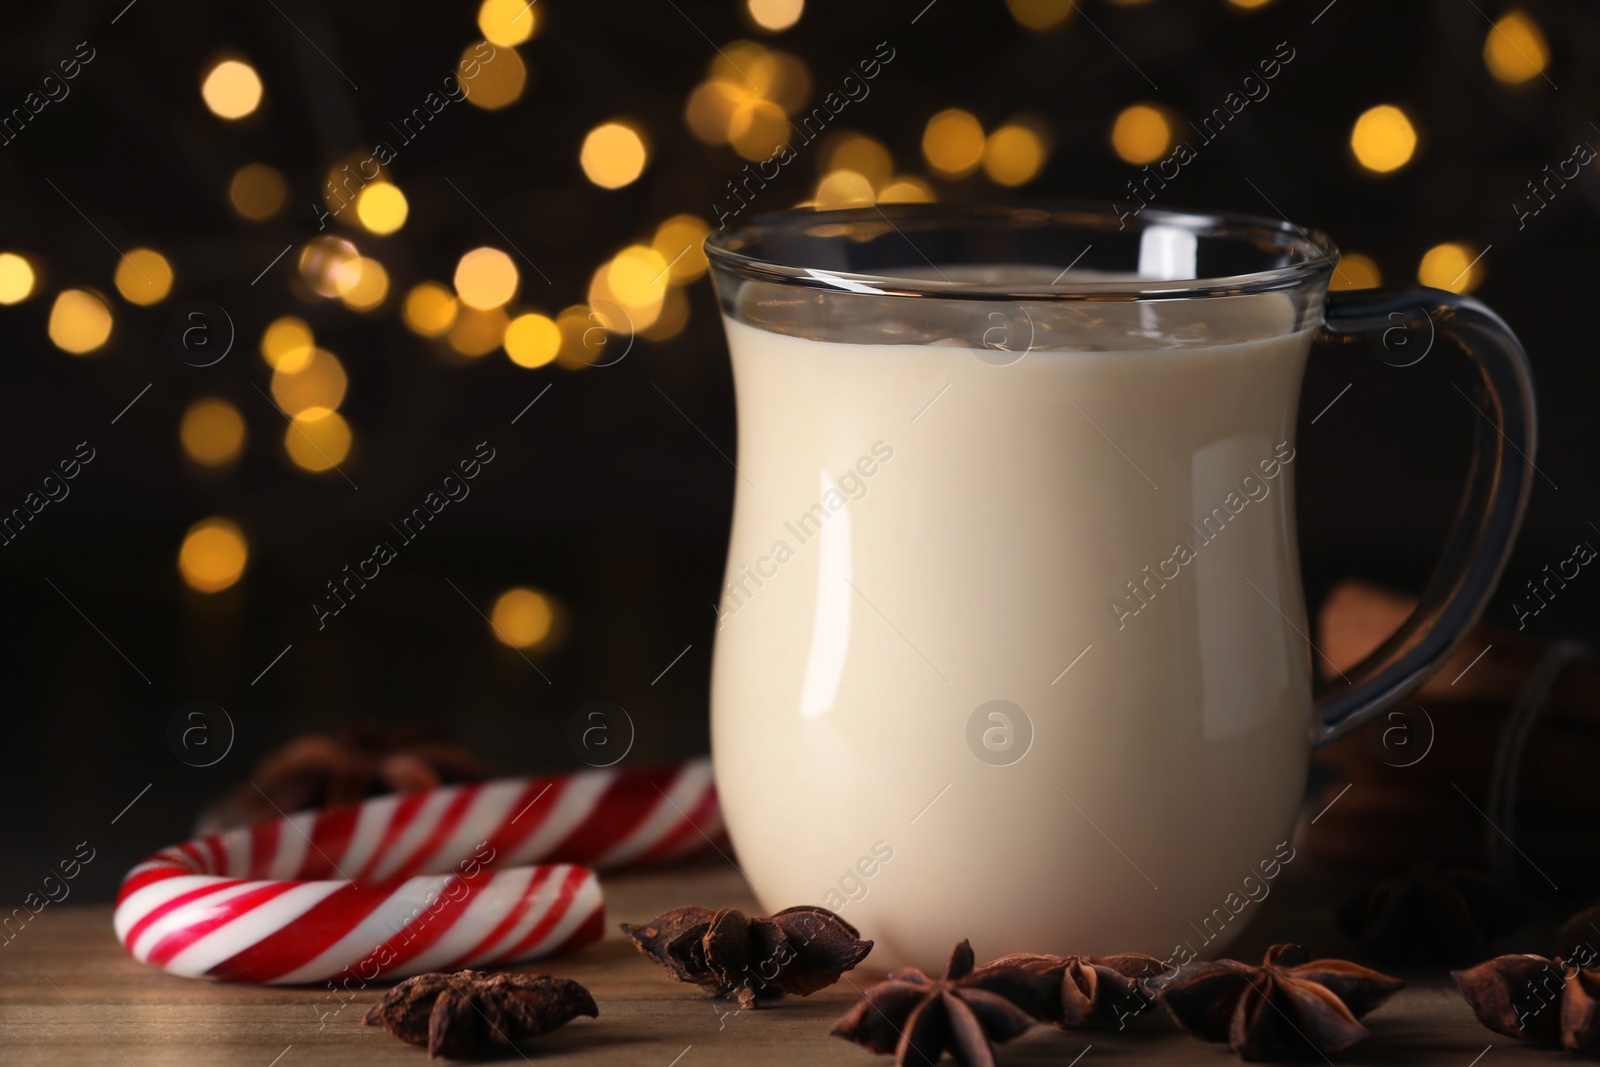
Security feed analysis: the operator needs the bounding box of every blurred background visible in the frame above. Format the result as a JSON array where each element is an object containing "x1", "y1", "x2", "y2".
[{"x1": 1, "y1": 0, "x2": 1595, "y2": 904}]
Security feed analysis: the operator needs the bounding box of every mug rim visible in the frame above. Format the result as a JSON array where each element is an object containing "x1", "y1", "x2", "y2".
[{"x1": 704, "y1": 201, "x2": 1340, "y2": 301}]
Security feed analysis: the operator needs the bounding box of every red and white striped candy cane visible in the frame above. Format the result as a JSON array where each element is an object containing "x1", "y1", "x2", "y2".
[{"x1": 114, "y1": 759, "x2": 722, "y2": 984}]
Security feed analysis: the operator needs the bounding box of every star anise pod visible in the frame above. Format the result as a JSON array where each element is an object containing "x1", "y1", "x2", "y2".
[
  {"x1": 1337, "y1": 866, "x2": 1523, "y2": 965},
  {"x1": 197, "y1": 726, "x2": 492, "y2": 834},
  {"x1": 363, "y1": 969, "x2": 596, "y2": 1059},
  {"x1": 986, "y1": 952, "x2": 1164, "y2": 1029},
  {"x1": 829, "y1": 940, "x2": 1053, "y2": 1067},
  {"x1": 1159, "y1": 944, "x2": 1403, "y2": 1061},
  {"x1": 1453, "y1": 952, "x2": 1600, "y2": 1052},
  {"x1": 621, "y1": 904, "x2": 872, "y2": 1009},
  {"x1": 1558, "y1": 903, "x2": 1600, "y2": 961}
]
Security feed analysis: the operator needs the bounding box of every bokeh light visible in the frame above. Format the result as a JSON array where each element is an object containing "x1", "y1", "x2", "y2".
[
  {"x1": 178, "y1": 518, "x2": 248, "y2": 593},
  {"x1": 48, "y1": 289, "x2": 112, "y2": 355},
  {"x1": 338, "y1": 257, "x2": 389, "y2": 311},
  {"x1": 1006, "y1": 0, "x2": 1074, "y2": 31},
  {"x1": 878, "y1": 176, "x2": 936, "y2": 203},
  {"x1": 478, "y1": 0, "x2": 541, "y2": 46},
  {"x1": 299, "y1": 236, "x2": 361, "y2": 298},
  {"x1": 404, "y1": 282, "x2": 459, "y2": 337},
  {"x1": 1418, "y1": 242, "x2": 1484, "y2": 293},
  {"x1": 1350, "y1": 104, "x2": 1417, "y2": 173},
  {"x1": 1111, "y1": 104, "x2": 1171, "y2": 164},
  {"x1": 229, "y1": 163, "x2": 287, "y2": 221},
  {"x1": 462, "y1": 42, "x2": 527, "y2": 110},
  {"x1": 824, "y1": 133, "x2": 893, "y2": 191},
  {"x1": 284, "y1": 408, "x2": 353, "y2": 472},
  {"x1": 813, "y1": 168, "x2": 875, "y2": 209},
  {"x1": 729, "y1": 99, "x2": 789, "y2": 161},
  {"x1": 113, "y1": 248, "x2": 174, "y2": 306},
  {"x1": 922, "y1": 109, "x2": 985, "y2": 178},
  {"x1": 581, "y1": 121, "x2": 649, "y2": 189},
  {"x1": 0, "y1": 253, "x2": 36, "y2": 304},
  {"x1": 504, "y1": 312, "x2": 562, "y2": 368},
  {"x1": 261, "y1": 316, "x2": 314, "y2": 372},
  {"x1": 555, "y1": 304, "x2": 611, "y2": 369},
  {"x1": 1484, "y1": 9, "x2": 1549, "y2": 85},
  {"x1": 180, "y1": 398, "x2": 247, "y2": 467},
  {"x1": 983, "y1": 122, "x2": 1048, "y2": 186},
  {"x1": 640, "y1": 286, "x2": 690, "y2": 341},
  {"x1": 1228, "y1": 0, "x2": 1274, "y2": 8},
  {"x1": 1330, "y1": 252, "x2": 1382, "y2": 291},
  {"x1": 355, "y1": 182, "x2": 409, "y2": 235},
  {"x1": 651, "y1": 215, "x2": 711, "y2": 283},
  {"x1": 448, "y1": 306, "x2": 511, "y2": 357},
  {"x1": 271, "y1": 348, "x2": 348, "y2": 415},
  {"x1": 201, "y1": 60, "x2": 263, "y2": 119},
  {"x1": 490, "y1": 587, "x2": 554, "y2": 648},
  {"x1": 747, "y1": 0, "x2": 803, "y2": 32},
  {"x1": 455, "y1": 247, "x2": 519, "y2": 309}
]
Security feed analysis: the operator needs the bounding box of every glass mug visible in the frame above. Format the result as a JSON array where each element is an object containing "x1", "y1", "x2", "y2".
[{"x1": 703, "y1": 204, "x2": 1535, "y2": 972}]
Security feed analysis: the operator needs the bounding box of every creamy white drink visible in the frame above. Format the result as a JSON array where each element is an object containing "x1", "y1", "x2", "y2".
[{"x1": 710, "y1": 284, "x2": 1316, "y2": 973}]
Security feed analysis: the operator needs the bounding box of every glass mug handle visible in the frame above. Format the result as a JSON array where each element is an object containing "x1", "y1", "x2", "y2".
[{"x1": 1309, "y1": 288, "x2": 1538, "y2": 744}]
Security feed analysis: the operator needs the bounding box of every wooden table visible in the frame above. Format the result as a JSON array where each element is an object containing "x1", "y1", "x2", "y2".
[{"x1": 0, "y1": 861, "x2": 1548, "y2": 1065}]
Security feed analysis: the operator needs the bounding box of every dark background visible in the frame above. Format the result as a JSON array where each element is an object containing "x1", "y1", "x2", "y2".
[{"x1": 0, "y1": 0, "x2": 1594, "y2": 905}]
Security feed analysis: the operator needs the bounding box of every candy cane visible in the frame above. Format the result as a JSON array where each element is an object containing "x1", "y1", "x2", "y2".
[{"x1": 114, "y1": 759, "x2": 723, "y2": 984}]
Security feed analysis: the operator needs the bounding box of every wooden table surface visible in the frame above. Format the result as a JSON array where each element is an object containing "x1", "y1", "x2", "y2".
[{"x1": 0, "y1": 859, "x2": 1553, "y2": 1066}]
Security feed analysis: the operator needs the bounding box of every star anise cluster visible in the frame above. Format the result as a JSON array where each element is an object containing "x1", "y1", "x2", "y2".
[
  {"x1": 985, "y1": 952, "x2": 1164, "y2": 1029},
  {"x1": 1338, "y1": 866, "x2": 1523, "y2": 965},
  {"x1": 829, "y1": 940, "x2": 1054, "y2": 1067},
  {"x1": 1160, "y1": 944, "x2": 1404, "y2": 1061},
  {"x1": 1453, "y1": 951, "x2": 1600, "y2": 1053},
  {"x1": 197, "y1": 727, "x2": 492, "y2": 833},
  {"x1": 363, "y1": 969, "x2": 596, "y2": 1059},
  {"x1": 622, "y1": 904, "x2": 872, "y2": 1009}
]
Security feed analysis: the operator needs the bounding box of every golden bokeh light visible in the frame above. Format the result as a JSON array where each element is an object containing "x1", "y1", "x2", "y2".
[
  {"x1": 48, "y1": 289, "x2": 112, "y2": 355},
  {"x1": 0, "y1": 253, "x2": 35, "y2": 304},
  {"x1": 640, "y1": 285, "x2": 690, "y2": 341},
  {"x1": 478, "y1": 0, "x2": 541, "y2": 46},
  {"x1": 555, "y1": 304, "x2": 611, "y2": 369},
  {"x1": 338, "y1": 257, "x2": 389, "y2": 311},
  {"x1": 271, "y1": 348, "x2": 348, "y2": 415},
  {"x1": 1006, "y1": 0, "x2": 1075, "y2": 31},
  {"x1": 462, "y1": 42, "x2": 527, "y2": 110},
  {"x1": 712, "y1": 41, "x2": 780, "y2": 96},
  {"x1": 261, "y1": 316, "x2": 314, "y2": 372},
  {"x1": 403, "y1": 282, "x2": 459, "y2": 337},
  {"x1": 983, "y1": 123, "x2": 1048, "y2": 186},
  {"x1": 448, "y1": 306, "x2": 511, "y2": 357},
  {"x1": 878, "y1": 176, "x2": 936, "y2": 203},
  {"x1": 284, "y1": 407, "x2": 353, "y2": 472},
  {"x1": 1484, "y1": 9, "x2": 1549, "y2": 85},
  {"x1": 651, "y1": 215, "x2": 711, "y2": 284},
  {"x1": 685, "y1": 80, "x2": 744, "y2": 145},
  {"x1": 1350, "y1": 104, "x2": 1417, "y2": 173},
  {"x1": 1418, "y1": 242, "x2": 1484, "y2": 294},
  {"x1": 729, "y1": 99, "x2": 789, "y2": 161},
  {"x1": 454, "y1": 246, "x2": 519, "y2": 309},
  {"x1": 607, "y1": 245, "x2": 670, "y2": 308},
  {"x1": 1330, "y1": 252, "x2": 1381, "y2": 292},
  {"x1": 180, "y1": 398, "x2": 247, "y2": 467},
  {"x1": 299, "y1": 236, "x2": 361, "y2": 298},
  {"x1": 504, "y1": 312, "x2": 562, "y2": 368},
  {"x1": 201, "y1": 60, "x2": 263, "y2": 120},
  {"x1": 1111, "y1": 104, "x2": 1170, "y2": 164},
  {"x1": 489, "y1": 587, "x2": 554, "y2": 648},
  {"x1": 922, "y1": 109, "x2": 985, "y2": 178},
  {"x1": 813, "y1": 168, "x2": 875, "y2": 209},
  {"x1": 1228, "y1": 0, "x2": 1274, "y2": 8},
  {"x1": 178, "y1": 517, "x2": 248, "y2": 593},
  {"x1": 229, "y1": 163, "x2": 287, "y2": 221},
  {"x1": 581, "y1": 121, "x2": 649, "y2": 189},
  {"x1": 747, "y1": 0, "x2": 803, "y2": 31},
  {"x1": 113, "y1": 248, "x2": 174, "y2": 306},
  {"x1": 355, "y1": 182, "x2": 409, "y2": 235},
  {"x1": 824, "y1": 133, "x2": 893, "y2": 191}
]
